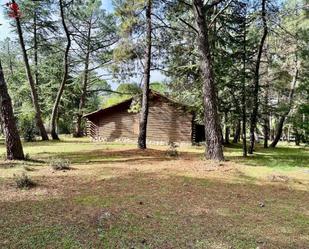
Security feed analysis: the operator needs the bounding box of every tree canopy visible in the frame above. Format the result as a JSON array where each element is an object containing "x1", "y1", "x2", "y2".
[{"x1": 0, "y1": 0, "x2": 308, "y2": 160}]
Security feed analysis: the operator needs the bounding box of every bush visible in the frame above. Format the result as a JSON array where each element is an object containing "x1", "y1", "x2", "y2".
[
  {"x1": 50, "y1": 158, "x2": 71, "y2": 170},
  {"x1": 14, "y1": 173, "x2": 36, "y2": 189},
  {"x1": 166, "y1": 142, "x2": 179, "y2": 157},
  {"x1": 58, "y1": 119, "x2": 73, "y2": 135},
  {"x1": 25, "y1": 153, "x2": 31, "y2": 161},
  {"x1": 19, "y1": 113, "x2": 37, "y2": 142},
  {"x1": 0, "y1": 152, "x2": 7, "y2": 160}
]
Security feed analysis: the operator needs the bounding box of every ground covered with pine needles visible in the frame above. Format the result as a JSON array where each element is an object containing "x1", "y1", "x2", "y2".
[{"x1": 0, "y1": 137, "x2": 308, "y2": 249}]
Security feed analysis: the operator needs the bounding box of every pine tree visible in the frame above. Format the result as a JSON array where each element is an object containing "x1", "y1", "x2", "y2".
[
  {"x1": 50, "y1": 0, "x2": 72, "y2": 140},
  {"x1": 70, "y1": 0, "x2": 117, "y2": 137},
  {"x1": 8, "y1": 0, "x2": 49, "y2": 140},
  {"x1": 0, "y1": 60, "x2": 24, "y2": 160}
]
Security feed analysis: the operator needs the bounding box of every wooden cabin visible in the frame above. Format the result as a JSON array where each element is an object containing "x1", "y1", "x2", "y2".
[{"x1": 84, "y1": 91, "x2": 202, "y2": 144}]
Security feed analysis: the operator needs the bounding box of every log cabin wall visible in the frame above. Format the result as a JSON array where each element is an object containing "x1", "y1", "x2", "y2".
[
  {"x1": 86, "y1": 95, "x2": 193, "y2": 143},
  {"x1": 97, "y1": 110, "x2": 138, "y2": 141},
  {"x1": 146, "y1": 98, "x2": 193, "y2": 143}
]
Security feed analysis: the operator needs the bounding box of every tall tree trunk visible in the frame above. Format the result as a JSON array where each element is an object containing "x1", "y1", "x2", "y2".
[
  {"x1": 233, "y1": 119, "x2": 241, "y2": 143},
  {"x1": 270, "y1": 118, "x2": 285, "y2": 145},
  {"x1": 13, "y1": 1, "x2": 49, "y2": 141},
  {"x1": 138, "y1": 0, "x2": 152, "y2": 149},
  {"x1": 241, "y1": 3, "x2": 247, "y2": 157},
  {"x1": 51, "y1": 0, "x2": 71, "y2": 140},
  {"x1": 225, "y1": 126, "x2": 230, "y2": 144},
  {"x1": 33, "y1": 11, "x2": 39, "y2": 86},
  {"x1": 263, "y1": 66, "x2": 270, "y2": 148},
  {"x1": 294, "y1": 129, "x2": 300, "y2": 146},
  {"x1": 0, "y1": 60, "x2": 24, "y2": 160},
  {"x1": 248, "y1": 0, "x2": 268, "y2": 154},
  {"x1": 74, "y1": 24, "x2": 92, "y2": 137},
  {"x1": 263, "y1": 116, "x2": 270, "y2": 148},
  {"x1": 270, "y1": 114, "x2": 274, "y2": 140},
  {"x1": 0, "y1": 117, "x2": 3, "y2": 135},
  {"x1": 193, "y1": 0, "x2": 224, "y2": 161},
  {"x1": 270, "y1": 61, "x2": 299, "y2": 148},
  {"x1": 7, "y1": 42, "x2": 14, "y2": 77},
  {"x1": 287, "y1": 125, "x2": 291, "y2": 142},
  {"x1": 224, "y1": 112, "x2": 230, "y2": 144}
]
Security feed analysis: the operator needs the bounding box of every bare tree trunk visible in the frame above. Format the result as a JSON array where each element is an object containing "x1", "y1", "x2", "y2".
[
  {"x1": 33, "y1": 11, "x2": 39, "y2": 86},
  {"x1": 51, "y1": 0, "x2": 71, "y2": 140},
  {"x1": 0, "y1": 117, "x2": 3, "y2": 135},
  {"x1": 193, "y1": 0, "x2": 224, "y2": 161},
  {"x1": 249, "y1": 0, "x2": 268, "y2": 154},
  {"x1": 74, "y1": 24, "x2": 92, "y2": 137},
  {"x1": 270, "y1": 61, "x2": 299, "y2": 148},
  {"x1": 138, "y1": 0, "x2": 152, "y2": 149},
  {"x1": 7, "y1": 42, "x2": 14, "y2": 77},
  {"x1": 74, "y1": 52, "x2": 90, "y2": 137},
  {"x1": 233, "y1": 119, "x2": 241, "y2": 143},
  {"x1": 0, "y1": 60, "x2": 24, "y2": 160},
  {"x1": 295, "y1": 129, "x2": 300, "y2": 146},
  {"x1": 263, "y1": 70, "x2": 270, "y2": 148},
  {"x1": 13, "y1": 1, "x2": 49, "y2": 141},
  {"x1": 270, "y1": 114, "x2": 275, "y2": 140},
  {"x1": 224, "y1": 112, "x2": 230, "y2": 144},
  {"x1": 225, "y1": 126, "x2": 230, "y2": 144},
  {"x1": 263, "y1": 116, "x2": 270, "y2": 148},
  {"x1": 242, "y1": 3, "x2": 247, "y2": 157}
]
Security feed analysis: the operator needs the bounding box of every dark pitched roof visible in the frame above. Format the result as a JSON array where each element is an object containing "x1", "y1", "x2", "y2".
[{"x1": 84, "y1": 90, "x2": 192, "y2": 119}]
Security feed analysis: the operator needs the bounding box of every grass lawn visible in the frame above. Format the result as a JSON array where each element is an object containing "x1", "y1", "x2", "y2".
[{"x1": 0, "y1": 137, "x2": 308, "y2": 249}]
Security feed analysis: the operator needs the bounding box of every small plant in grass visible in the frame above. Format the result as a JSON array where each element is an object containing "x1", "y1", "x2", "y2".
[
  {"x1": 25, "y1": 153, "x2": 31, "y2": 161},
  {"x1": 19, "y1": 112, "x2": 37, "y2": 142},
  {"x1": 166, "y1": 142, "x2": 179, "y2": 157},
  {"x1": 14, "y1": 173, "x2": 36, "y2": 189},
  {"x1": 50, "y1": 158, "x2": 71, "y2": 170},
  {"x1": 0, "y1": 153, "x2": 7, "y2": 160}
]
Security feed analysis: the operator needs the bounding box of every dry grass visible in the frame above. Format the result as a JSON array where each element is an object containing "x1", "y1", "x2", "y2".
[{"x1": 0, "y1": 137, "x2": 308, "y2": 248}]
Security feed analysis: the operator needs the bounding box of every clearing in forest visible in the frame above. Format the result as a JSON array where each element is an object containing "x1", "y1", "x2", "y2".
[{"x1": 0, "y1": 137, "x2": 308, "y2": 249}]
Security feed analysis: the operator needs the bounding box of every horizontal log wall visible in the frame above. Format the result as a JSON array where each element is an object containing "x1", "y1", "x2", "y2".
[
  {"x1": 96, "y1": 110, "x2": 138, "y2": 141},
  {"x1": 89, "y1": 97, "x2": 193, "y2": 143},
  {"x1": 147, "y1": 100, "x2": 192, "y2": 143}
]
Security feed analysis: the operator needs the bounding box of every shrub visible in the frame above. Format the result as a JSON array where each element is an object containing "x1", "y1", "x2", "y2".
[
  {"x1": 14, "y1": 173, "x2": 36, "y2": 189},
  {"x1": 19, "y1": 113, "x2": 37, "y2": 142},
  {"x1": 50, "y1": 158, "x2": 71, "y2": 170},
  {"x1": 166, "y1": 142, "x2": 179, "y2": 157},
  {"x1": 25, "y1": 153, "x2": 31, "y2": 161},
  {"x1": 0, "y1": 152, "x2": 7, "y2": 160},
  {"x1": 58, "y1": 119, "x2": 73, "y2": 135}
]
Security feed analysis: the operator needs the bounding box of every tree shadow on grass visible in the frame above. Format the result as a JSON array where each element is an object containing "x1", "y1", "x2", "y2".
[
  {"x1": 0, "y1": 158, "x2": 46, "y2": 169},
  {"x1": 1, "y1": 172, "x2": 308, "y2": 248},
  {"x1": 226, "y1": 145, "x2": 309, "y2": 168},
  {"x1": 23, "y1": 139, "x2": 93, "y2": 147},
  {"x1": 40, "y1": 148, "x2": 201, "y2": 165},
  {"x1": 0, "y1": 161, "x2": 20, "y2": 169}
]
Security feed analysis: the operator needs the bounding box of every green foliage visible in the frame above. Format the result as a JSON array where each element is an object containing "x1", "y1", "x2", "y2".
[
  {"x1": 103, "y1": 83, "x2": 141, "y2": 108},
  {"x1": 14, "y1": 173, "x2": 36, "y2": 189},
  {"x1": 18, "y1": 110, "x2": 37, "y2": 142},
  {"x1": 150, "y1": 82, "x2": 168, "y2": 93},
  {"x1": 0, "y1": 0, "x2": 307, "y2": 147},
  {"x1": 128, "y1": 96, "x2": 141, "y2": 113}
]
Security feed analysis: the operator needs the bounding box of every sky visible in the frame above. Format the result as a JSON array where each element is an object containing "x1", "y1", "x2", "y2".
[
  {"x1": 0, "y1": 0, "x2": 12, "y2": 40},
  {"x1": 0, "y1": 0, "x2": 166, "y2": 85},
  {"x1": 0, "y1": 0, "x2": 114, "y2": 40}
]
